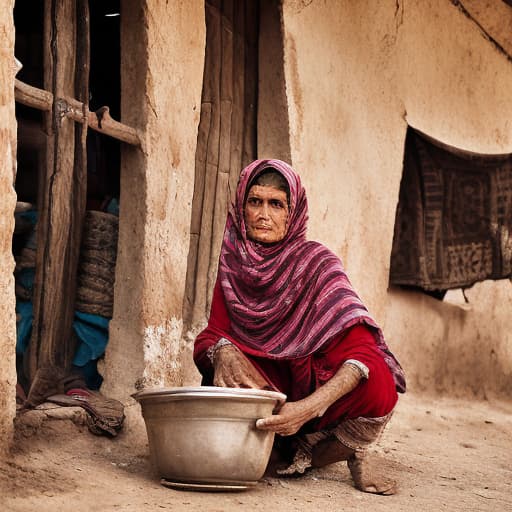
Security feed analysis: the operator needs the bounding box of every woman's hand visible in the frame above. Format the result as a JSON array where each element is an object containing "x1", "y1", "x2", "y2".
[
  {"x1": 255, "y1": 399, "x2": 319, "y2": 436},
  {"x1": 213, "y1": 344, "x2": 270, "y2": 389},
  {"x1": 256, "y1": 363, "x2": 363, "y2": 436}
]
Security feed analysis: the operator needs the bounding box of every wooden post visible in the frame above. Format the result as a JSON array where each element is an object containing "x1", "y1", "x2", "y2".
[{"x1": 26, "y1": 0, "x2": 89, "y2": 404}]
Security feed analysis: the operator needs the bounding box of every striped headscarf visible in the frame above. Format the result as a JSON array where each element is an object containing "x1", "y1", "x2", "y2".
[{"x1": 218, "y1": 159, "x2": 405, "y2": 392}]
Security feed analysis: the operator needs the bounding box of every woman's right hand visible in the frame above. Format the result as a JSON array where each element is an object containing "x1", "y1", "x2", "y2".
[{"x1": 213, "y1": 344, "x2": 270, "y2": 389}]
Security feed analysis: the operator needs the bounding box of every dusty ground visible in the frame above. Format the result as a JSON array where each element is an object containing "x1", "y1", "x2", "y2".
[{"x1": 1, "y1": 391, "x2": 511, "y2": 512}]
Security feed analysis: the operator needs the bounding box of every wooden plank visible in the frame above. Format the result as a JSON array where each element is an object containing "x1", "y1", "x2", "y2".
[
  {"x1": 204, "y1": 4, "x2": 221, "y2": 168},
  {"x1": 189, "y1": 1, "x2": 223, "y2": 325},
  {"x1": 228, "y1": 0, "x2": 246, "y2": 197},
  {"x1": 26, "y1": 0, "x2": 88, "y2": 403},
  {"x1": 209, "y1": 0, "x2": 235, "y2": 300},
  {"x1": 189, "y1": 103, "x2": 212, "y2": 234},
  {"x1": 85, "y1": 106, "x2": 140, "y2": 146},
  {"x1": 184, "y1": 1, "x2": 222, "y2": 325},
  {"x1": 218, "y1": 0, "x2": 234, "y2": 174},
  {"x1": 182, "y1": 102, "x2": 212, "y2": 322},
  {"x1": 242, "y1": 0, "x2": 258, "y2": 168},
  {"x1": 14, "y1": 79, "x2": 53, "y2": 111}
]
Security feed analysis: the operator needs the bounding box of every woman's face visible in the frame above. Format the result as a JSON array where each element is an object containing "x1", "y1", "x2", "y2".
[{"x1": 244, "y1": 185, "x2": 289, "y2": 244}]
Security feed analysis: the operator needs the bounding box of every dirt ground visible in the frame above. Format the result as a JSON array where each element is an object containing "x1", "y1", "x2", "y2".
[{"x1": 1, "y1": 391, "x2": 511, "y2": 512}]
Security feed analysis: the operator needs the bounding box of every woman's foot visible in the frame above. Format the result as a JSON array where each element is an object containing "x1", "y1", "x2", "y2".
[
  {"x1": 276, "y1": 443, "x2": 312, "y2": 476},
  {"x1": 311, "y1": 436, "x2": 355, "y2": 467},
  {"x1": 347, "y1": 451, "x2": 397, "y2": 495}
]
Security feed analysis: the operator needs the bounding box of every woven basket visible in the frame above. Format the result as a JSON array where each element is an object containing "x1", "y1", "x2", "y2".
[{"x1": 75, "y1": 211, "x2": 119, "y2": 317}]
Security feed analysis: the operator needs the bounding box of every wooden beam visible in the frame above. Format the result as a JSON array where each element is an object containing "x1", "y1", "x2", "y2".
[
  {"x1": 85, "y1": 106, "x2": 141, "y2": 146},
  {"x1": 14, "y1": 79, "x2": 53, "y2": 111},
  {"x1": 14, "y1": 78, "x2": 141, "y2": 146}
]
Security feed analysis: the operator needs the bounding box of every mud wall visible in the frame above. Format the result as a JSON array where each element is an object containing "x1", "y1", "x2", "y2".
[
  {"x1": 102, "y1": 0, "x2": 205, "y2": 400},
  {"x1": 2, "y1": 0, "x2": 509, "y2": 448},
  {"x1": 0, "y1": 1, "x2": 18, "y2": 452},
  {"x1": 280, "y1": 0, "x2": 512, "y2": 399}
]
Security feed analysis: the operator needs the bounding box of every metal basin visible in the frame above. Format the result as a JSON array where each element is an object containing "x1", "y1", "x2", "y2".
[{"x1": 133, "y1": 386, "x2": 286, "y2": 490}]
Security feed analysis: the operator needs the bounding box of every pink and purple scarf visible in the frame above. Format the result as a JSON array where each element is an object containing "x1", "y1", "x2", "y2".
[{"x1": 218, "y1": 159, "x2": 405, "y2": 392}]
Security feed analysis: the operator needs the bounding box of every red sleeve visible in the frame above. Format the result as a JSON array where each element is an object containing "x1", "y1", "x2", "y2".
[
  {"x1": 193, "y1": 279, "x2": 232, "y2": 378},
  {"x1": 313, "y1": 324, "x2": 398, "y2": 424},
  {"x1": 317, "y1": 325, "x2": 386, "y2": 380}
]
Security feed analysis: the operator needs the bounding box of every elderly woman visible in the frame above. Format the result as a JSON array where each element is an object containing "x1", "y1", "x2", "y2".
[{"x1": 194, "y1": 159, "x2": 406, "y2": 495}]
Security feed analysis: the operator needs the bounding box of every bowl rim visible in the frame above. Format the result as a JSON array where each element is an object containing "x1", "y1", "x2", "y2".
[{"x1": 132, "y1": 385, "x2": 286, "y2": 404}]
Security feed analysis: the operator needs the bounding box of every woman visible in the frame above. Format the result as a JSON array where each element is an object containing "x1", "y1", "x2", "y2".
[{"x1": 194, "y1": 159, "x2": 406, "y2": 495}]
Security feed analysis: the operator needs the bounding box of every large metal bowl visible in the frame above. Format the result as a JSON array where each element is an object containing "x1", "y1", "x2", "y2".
[{"x1": 133, "y1": 386, "x2": 286, "y2": 490}]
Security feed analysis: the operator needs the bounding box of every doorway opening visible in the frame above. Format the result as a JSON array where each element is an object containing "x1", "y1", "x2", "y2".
[{"x1": 183, "y1": 0, "x2": 290, "y2": 331}]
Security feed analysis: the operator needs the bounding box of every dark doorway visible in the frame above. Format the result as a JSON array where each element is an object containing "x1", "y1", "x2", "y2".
[{"x1": 13, "y1": 0, "x2": 121, "y2": 403}]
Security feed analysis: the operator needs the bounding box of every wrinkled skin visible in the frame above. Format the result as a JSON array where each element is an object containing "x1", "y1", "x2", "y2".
[
  {"x1": 213, "y1": 344, "x2": 269, "y2": 389},
  {"x1": 255, "y1": 364, "x2": 361, "y2": 436},
  {"x1": 213, "y1": 343, "x2": 361, "y2": 436},
  {"x1": 244, "y1": 185, "x2": 289, "y2": 244}
]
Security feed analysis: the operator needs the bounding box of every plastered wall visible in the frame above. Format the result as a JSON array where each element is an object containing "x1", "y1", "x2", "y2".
[
  {"x1": 102, "y1": 0, "x2": 205, "y2": 401},
  {"x1": 0, "y1": 0, "x2": 18, "y2": 452},
  {"x1": 280, "y1": 0, "x2": 512, "y2": 398}
]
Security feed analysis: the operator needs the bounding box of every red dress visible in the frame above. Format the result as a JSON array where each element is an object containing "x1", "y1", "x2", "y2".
[{"x1": 194, "y1": 281, "x2": 398, "y2": 432}]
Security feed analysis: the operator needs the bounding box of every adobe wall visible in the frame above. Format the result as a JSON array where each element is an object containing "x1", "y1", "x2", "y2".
[
  {"x1": 102, "y1": 0, "x2": 205, "y2": 400},
  {"x1": 281, "y1": 0, "x2": 512, "y2": 399},
  {"x1": 0, "y1": 0, "x2": 18, "y2": 452}
]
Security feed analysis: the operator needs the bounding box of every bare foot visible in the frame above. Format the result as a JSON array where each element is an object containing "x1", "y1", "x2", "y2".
[
  {"x1": 312, "y1": 436, "x2": 354, "y2": 468},
  {"x1": 347, "y1": 451, "x2": 397, "y2": 495}
]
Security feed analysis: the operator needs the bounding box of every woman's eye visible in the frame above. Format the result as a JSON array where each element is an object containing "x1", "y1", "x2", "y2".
[
  {"x1": 270, "y1": 200, "x2": 284, "y2": 208},
  {"x1": 247, "y1": 197, "x2": 260, "y2": 206}
]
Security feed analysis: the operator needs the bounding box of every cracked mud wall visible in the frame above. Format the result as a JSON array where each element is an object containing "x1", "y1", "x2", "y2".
[
  {"x1": 0, "y1": 0, "x2": 18, "y2": 453},
  {"x1": 280, "y1": 0, "x2": 512, "y2": 398}
]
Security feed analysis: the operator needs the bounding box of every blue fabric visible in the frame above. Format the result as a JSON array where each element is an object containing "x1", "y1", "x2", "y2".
[
  {"x1": 106, "y1": 198, "x2": 119, "y2": 216},
  {"x1": 72, "y1": 311, "x2": 110, "y2": 367},
  {"x1": 16, "y1": 210, "x2": 38, "y2": 249},
  {"x1": 16, "y1": 268, "x2": 35, "y2": 294},
  {"x1": 17, "y1": 210, "x2": 38, "y2": 226},
  {"x1": 15, "y1": 300, "x2": 109, "y2": 372},
  {"x1": 14, "y1": 209, "x2": 110, "y2": 389},
  {"x1": 16, "y1": 300, "x2": 33, "y2": 354}
]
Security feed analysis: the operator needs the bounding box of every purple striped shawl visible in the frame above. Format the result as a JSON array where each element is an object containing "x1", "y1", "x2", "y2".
[{"x1": 218, "y1": 159, "x2": 406, "y2": 392}]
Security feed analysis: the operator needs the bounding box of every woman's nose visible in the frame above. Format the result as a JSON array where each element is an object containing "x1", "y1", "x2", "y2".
[{"x1": 259, "y1": 203, "x2": 270, "y2": 219}]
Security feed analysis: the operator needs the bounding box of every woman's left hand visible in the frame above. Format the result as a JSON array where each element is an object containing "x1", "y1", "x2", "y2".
[
  {"x1": 256, "y1": 363, "x2": 362, "y2": 436},
  {"x1": 255, "y1": 400, "x2": 318, "y2": 436}
]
